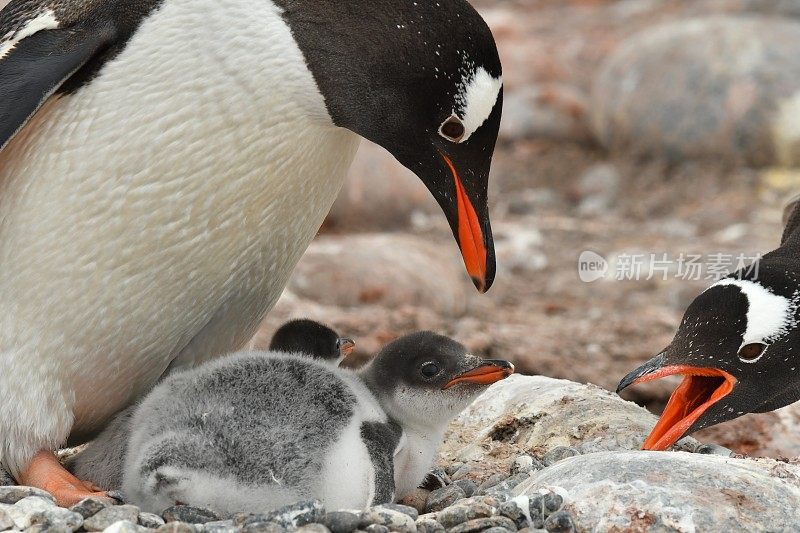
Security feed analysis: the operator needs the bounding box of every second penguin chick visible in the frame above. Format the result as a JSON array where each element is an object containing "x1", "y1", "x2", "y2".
[
  {"x1": 269, "y1": 318, "x2": 355, "y2": 366},
  {"x1": 123, "y1": 332, "x2": 513, "y2": 514}
]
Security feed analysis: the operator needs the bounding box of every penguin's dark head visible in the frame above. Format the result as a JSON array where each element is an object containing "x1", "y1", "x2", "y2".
[
  {"x1": 617, "y1": 265, "x2": 800, "y2": 451},
  {"x1": 279, "y1": 0, "x2": 502, "y2": 292},
  {"x1": 363, "y1": 331, "x2": 513, "y2": 426},
  {"x1": 269, "y1": 318, "x2": 354, "y2": 365}
]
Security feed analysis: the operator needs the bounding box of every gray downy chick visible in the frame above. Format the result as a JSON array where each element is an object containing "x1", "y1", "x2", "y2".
[{"x1": 122, "y1": 332, "x2": 513, "y2": 514}]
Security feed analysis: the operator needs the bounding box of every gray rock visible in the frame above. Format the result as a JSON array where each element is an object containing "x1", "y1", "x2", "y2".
[
  {"x1": 436, "y1": 502, "x2": 494, "y2": 528},
  {"x1": 320, "y1": 511, "x2": 360, "y2": 533},
  {"x1": 0, "y1": 507, "x2": 14, "y2": 531},
  {"x1": 575, "y1": 164, "x2": 620, "y2": 216},
  {"x1": 499, "y1": 84, "x2": 592, "y2": 143},
  {"x1": 155, "y1": 523, "x2": 198, "y2": 533},
  {"x1": 484, "y1": 473, "x2": 529, "y2": 496},
  {"x1": 375, "y1": 504, "x2": 417, "y2": 520},
  {"x1": 397, "y1": 488, "x2": 429, "y2": 515},
  {"x1": 452, "y1": 479, "x2": 478, "y2": 498},
  {"x1": 515, "y1": 451, "x2": 800, "y2": 530},
  {"x1": 358, "y1": 507, "x2": 415, "y2": 533},
  {"x1": 591, "y1": 16, "x2": 800, "y2": 166},
  {"x1": 296, "y1": 525, "x2": 331, "y2": 533},
  {"x1": 528, "y1": 493, "x2": 563, "y2": 518},
  {"x1": 0, "y1": 487, "x2": 54, "y2": 505},
  {"x1": 450, "y1": 465, "x2": 474, "y2": 481},
  {"x1": 481, "y1": 528, "x2": 514, "y2": 533},
  {"x1": 239, "y1": 522, "x2": 285, "y2": 533},
  {"x1": 83, "y1": 505, "x2": 139, "y2": 532},
  {"x1": 414, "y1": 517, "x2": 444, "y2": 533},
  {"x1": 695, "y1": 443, "x2": 734, "y2": 456},
  {"x1": 264, "y1": 500, "x2": 324, "y2": 529},
  {"x1": 543, "y1": 511, "x2": 574, "y2": 533},
  {"x1": 447, "y1": 517, "x2": 517, "y2": 533},
  {"x1": 541, "y1": 447, "x2": 579, "y2": 467},
  {"x1": 138, "y1": 513, "x2": 166, "y2": 529},
  {"x1": 509, "y1": 456, "x2": 541, "y2": 476},
  {"x1": 201, "y1": 519, "x2": 237, "y2": 533},
  {"x1": 162, "y1": 506, "x2": 219, "y2": 525},
  {"x1": 362, "y1": 525, "x2": 388, "y2": 533},
  {"x1": 102, "y1": 520, "x2": 144, "y2": 533},
  {"x1": 425, "y1": 484, "x2": 466, "y2": 513},
  {"x1": 498, "y1": 501, "x2": 527, "y2": 529},
  {"x1": 5, "y1": 496, "x2": 83, "y2": 532},
  {"x1": 476, "y1": 474, "x2": 507, "y2": 494},
  {"x1": 69, "y1": 498, "x2": 109, "y2": 519},
  {"x1": 445, "y1": 463, "x2": 465, "y2": 477}
]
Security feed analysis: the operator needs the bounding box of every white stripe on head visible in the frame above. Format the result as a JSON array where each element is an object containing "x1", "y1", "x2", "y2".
[
  {"x1": 712, "y1": 279, "x2": 796, "y2": 348},
  {"x1": 453, "y1": 66, "x2": 502, "y2": 142},
  {"x1": 0, "y1": 10, "x2": 59, "y2": 60}
]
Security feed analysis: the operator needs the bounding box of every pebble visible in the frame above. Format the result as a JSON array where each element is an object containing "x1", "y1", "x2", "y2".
[
  {"x1": 444, "y1": 463, "x2": 465, "y2": 476},
  {"x1": 0, "y1": 508, "x2": 13, "y2": 531},
  {"x1": 447, "y1": 516, "x2": 517, "y2": 533},
  {"x1": 69, "y1": 498, "x2": 109, "y2": 519},
  {"x1": 436, "y1": 502, "x2": 494, "y2": 528},
  {"x1": 156, "y1": 523, "x2": 198, "y2": 533},
  {"x1": 202, "y1": 520, "x2": 238, "y2": 533},
  {"x1": 162, "y1": 506, "x2": 219, "y2": 524},
  {"x1": 543, "y1": 511, "x2": 575, "y2": 533},
  {"x1": 321, "y1": 511, "x2": 361, "y2": 533},
  {"x1": 102, "y1": 520, "x2": 144, "y2": 533},
  {"x1": 83, "y1": 505, "x2": 140, "y2": 532},
  {"x1": 695, "y1": 444, "x2": 733, "y2": 456},
  {"x1": 450, "y1": 465, "x2": 474, "y2": 481},
  {"x1": 414, "y1": 517, "x2": 445, "y2": 533},
  {"x1": 376, "y1": 504, "x2": 417, "y2": 520},
  {"x1": 452, "y1": 479, "x2": 478, "y2": 498},
  {"x1": 475, "y1": 474, "x2": 507, "y2": 494},
  {"x1": 4, "y1": 496, "x2": 83, "y2": 532},
  {"x1": 296, "y1": 525, "x2": 331, "y2": 533},
  {"x1": 498, "y1": 501, "x2": 527, "y2": 529},
  {"x1": 542, "y1": 447, "x2": 580, "y2": 467},
  {"x1": 425, "y1": 484, "x2": 466, "y2": 513},
  {"x1": 484, "y1": 473, "x2": 529, "y2": 496},
  {"x1": 363, "y1": 525, "x2": 388, "y2": 533},
  {"x1": 239, "y1": 522, "x2": 286, "y2": 533},
  {"x1": 138, "y1": 513, "x2": 166, "y2": 529},
  {"x1": 482, "y1": 529, "x2": 515, "y2": 533},
  {"x1": 358, "y1": 506, "x2": 416, "y2": 533},
  {"x1": 397, "y1": 488, "x2": 429, "y2": 514},
  {"x1": 509, "y1": 456, "x2": 542, "y2": 476},
  {"x1": 0, "y1": 486, "x2": 54, "y2": 505},
  {"x1": 264, "y1": 500, "x2": 324, "y2": 528}
]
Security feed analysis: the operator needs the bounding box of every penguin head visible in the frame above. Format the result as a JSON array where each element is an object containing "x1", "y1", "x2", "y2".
[
  {"x1": 363, "y1": 331, "x2": 514, "y2": 427},
  {"x1": 617, "y1": 263, "x2": 800, "y2": 451},
  {"x1": 281, "y1": 0, "x2": 503, "y2": 292},
  {"x1": 269, "y1": 319, "x2": 354, "y2": 365}
]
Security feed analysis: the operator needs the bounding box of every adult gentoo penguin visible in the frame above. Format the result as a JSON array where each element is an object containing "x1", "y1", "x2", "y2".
[
  {"x1": 0, "y1": 0, "x2": 503, "y2": 504},
  {"x1": 66, "y1": 318, "x2": 353, "y2": 489},
  {"x1": 617, "y1": 202, "x2": 800, "y2": 451},
  {"x1": 113, "y1": 332, "x2": 513, "y2": 514}
]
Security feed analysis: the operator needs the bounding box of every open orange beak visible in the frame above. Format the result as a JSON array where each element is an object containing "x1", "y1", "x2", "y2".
[
  {"x1": 337, "y1": 338, "x2": 355, "y2": 359},
  {"x1": 439, "y1": 152, "x2": 492, "y2": 293},
  {"x1": 443, "y1": 359, "x2": 514, "y2": 390},
  {"x1": 618, "y1": 362, "x2": 737, "y2": 451}
]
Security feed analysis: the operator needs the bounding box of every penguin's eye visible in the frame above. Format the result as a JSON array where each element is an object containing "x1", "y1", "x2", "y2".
[
  {"x1": 738, "y1": 343, "x2": 767, "y2": 362},
  {"x1": 439, "y1": 116, "x2": 466, "y2": 142},
  {"x1": 420, "y1": 362, "x2": 441, "y2": 377}
]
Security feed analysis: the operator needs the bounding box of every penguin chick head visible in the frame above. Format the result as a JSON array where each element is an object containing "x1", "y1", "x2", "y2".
[
  {"x1": 617, "y1": 264, "x2": 800, "y2": 451},
  {"x1": 363, "y1": 331, "x2": 513, "y2": 428},
  {"x1": 281, "y1": 0, "x2": 502, "y2": 292},
  {"x1": 269, "y1": 319, "x2": 354, "y2": 365}
]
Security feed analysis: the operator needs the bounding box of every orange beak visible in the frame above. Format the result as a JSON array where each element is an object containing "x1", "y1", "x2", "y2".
[
  {"x1": 442, "y1": 359, "x2": 515, "y2": 390},
  {"x1": 440, "y1": 152, "x2": 490, "y2": 293},
  {"x1": 625, "y1": 365, "x2": 737, "y2": 451}
]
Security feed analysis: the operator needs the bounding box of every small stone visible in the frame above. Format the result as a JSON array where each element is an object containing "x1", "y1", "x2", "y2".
[
  {"x1": 321, "y1": 511, "x2": 361, "y2": 533},
  {"x1": 476, "y1": 474, "x2": 507, "y2": 494},
  {"x1": 359, "y1": 507, "x2": 415, "y2": 533},
  {"x1": 397, "y1": 488, "x2": 429, "y2": 515},
  {"x1": 542, "y1": 447, "x2": 580, "y2": 467},
  {"x1": 452, "y1": 479, "x2": 477, "y2": 498},
  {"x1": 70, "y1": 498, "x2": 109, "y2": 519},
  {"x1": 102, "y1": 520, "x2": 143, "y2": 533},
  {"x1": 485, "y1": 473, "x2": 529, "y2": 496},
  {"x1": 544, "y1": 511, "x2": 575, "y2": 532},
  {"x1": 363, "y1": 525, "x2": 388, "y2": 533},
  {"x1": 8, "y1": 497, "x2": 83, "y2": 532},
  {"x1": 296, "y1": 525, "x2": 331, "y2": 533},
  {"x1": 414, "y1": 517, "x2": 445, "y2": 533},
  {"x1": 425, "y1": 484, "x2": 466, "y2": 513},
  {"x1": 445, "y1": 463, "x2": 465, "y2": 476},
  {"x1": 84, "y1": 505, "x2": 140, "y2": 532},
  {"x1": 528, "y1": 493, "x2": 563, "y2": 520},
  {"x1": 436, "y1": 502, "x2": 493, "y2": 528},
  {"x1": 201, "y1": 519, "x2": 237, "y2": 533},
  {"x1": 162, "y1": 506, "x2": 219, "y2": 525},
  {"x1": 376, "y1": 504, "x2": 417, "y2": 520},
  {"x1": 450, "y1": 465, "x2": 474, "y2": 481},
  {"x1": 695, "y1": 444, "x2": 733, "y2": 456},
  {"x1": 0, "y1": 508, "x2": 13, "y2": 531},
  {"x1": 0, "y1": 487, "x2": 54, "y2": 505},
  {"x1": 138, "y1": 513, "x2": 166, "y2": 529},
  {"x1": 156, "y1": 523, "x2": 198, "y2": 533},
  {"x1": 453, "y1": 495, "x2": 503, "y2": 510},
  {"x1": 482, "y1": 529, "x2": 514, "y2": 533},
  {"x1": 105, "y1": 491, "x2": 127, "y2": 504},
  {"x1": 498, "y1": 501, "x2": 527, "y2": 529},
  {"x1": 447, "y1": 517, "x2": 517, "y2": 533},
  {"x1": 420, "y1": 469, "x2": 451, "y2": 491},
  {"x1": 265, "y1": 500, "x2": 324, "y2": 528},
  {"x1": 240, "y1": 522, "x2": 285, "y2": 533},
  {"x1": 509, "y1": 456, "x2": 542, "y2": 476}
]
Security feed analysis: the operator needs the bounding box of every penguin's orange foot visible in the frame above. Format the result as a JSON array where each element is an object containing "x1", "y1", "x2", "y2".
[{"x1": 18, "y1": 450, "x2": 112, "y2": 507}]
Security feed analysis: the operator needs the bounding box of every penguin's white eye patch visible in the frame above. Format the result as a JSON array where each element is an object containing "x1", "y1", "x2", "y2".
[
  {"x1": 420, "y1": 361, "x2": 441, "y2": 377},
  {"x1": 738, "y1": 343, "x2": 767, "y2": 362},
  {"x1": 439, "y1": 115, "x2": 466, "y2": 143}
]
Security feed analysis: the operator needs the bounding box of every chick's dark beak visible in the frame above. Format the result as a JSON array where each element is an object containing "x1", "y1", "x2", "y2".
[
  {"x1": 443, "y1": 359, "x2": 514, "y2": 390},
  {"x1": 438, "y1": 151, "x2": 495, "y2": 292}
]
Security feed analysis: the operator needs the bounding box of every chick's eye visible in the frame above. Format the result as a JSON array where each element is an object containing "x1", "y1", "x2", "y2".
[
  {"x1": 439, "y1": 116, "x2": 465, "y2": 142},
  {"x1": 738, "y1": 343, "x2": 766, "y2": 362},
  {"x1": 421, "y1": 362, "x2": 440, "y2": 377}
]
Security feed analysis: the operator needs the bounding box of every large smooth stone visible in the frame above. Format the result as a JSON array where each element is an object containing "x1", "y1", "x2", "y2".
[{"x1": 591, "y1": 16, "x2": 800, "y2": 166}]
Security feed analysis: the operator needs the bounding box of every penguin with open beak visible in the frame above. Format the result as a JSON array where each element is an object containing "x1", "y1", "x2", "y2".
[
  {"x1": 617, "y1": 202, "x2": 800, "y2": 451},
  {"x1": 0, "y1": 0, "x2": 502, "y2": 505}
]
